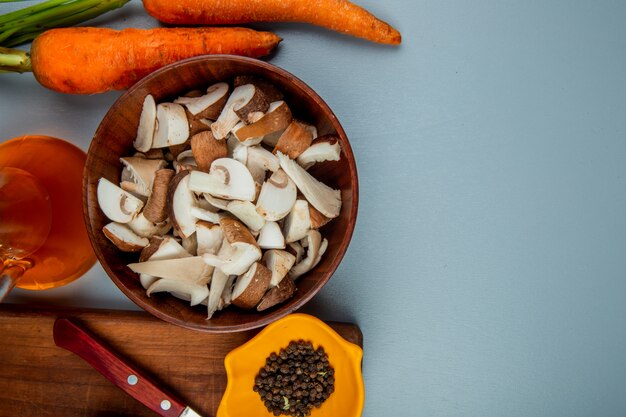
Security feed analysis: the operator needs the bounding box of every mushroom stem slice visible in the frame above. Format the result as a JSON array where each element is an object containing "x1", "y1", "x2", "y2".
[
  {"x1": 288, "y1": 230, "x2": 322, "y2": 280},
  {"x1": 277, "y1": 152, "x2": 342, "y2": 219},
  {"x1": 296, "y1": 135, "x2": 341, "y2": 169},
  {"x1": 128, "y1": 256, "x2": 211, "y2": 282},
  {"x1": 134, "y1": 94, "x2": 157, "y2": 152},
  {"x1": 207, "y1": 267, "x2": 229, "y2": 319},
  {"x1": 119, "y1": 157, "x2": 167, "y2": 198},
  {"x1": 147, "y1": 279, "x2": 209, "y2": 306},
  {"x1": 202, "y1": 242, "x2": 261, "y2": 276},
  {"x1": 196, "y1": 221, "x2": 223, "y2": 256},
  {"x1": 97, "y1": 178, "x2": 144, "y2": 224},
  {"x1": 103, "y1": 222, "x2": 149, "y2": 252}
]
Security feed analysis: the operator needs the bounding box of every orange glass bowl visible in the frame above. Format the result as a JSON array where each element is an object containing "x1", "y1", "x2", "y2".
[{"x1": 218, "y1": 313, "x2": 364, "y2": 417}]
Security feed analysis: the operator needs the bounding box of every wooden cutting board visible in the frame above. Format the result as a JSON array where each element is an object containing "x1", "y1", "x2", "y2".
[{"x1": 0, "y1": 304, "x2": 362, "y2": 417}]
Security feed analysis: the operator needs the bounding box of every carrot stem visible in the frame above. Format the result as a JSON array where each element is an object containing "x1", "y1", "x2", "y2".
[
  {"x1": 0, "y1": 46, "x2": 31, "y2": 72},
  {"x1": 0, "y1": 0, "x2": 129, "y2": 46}
]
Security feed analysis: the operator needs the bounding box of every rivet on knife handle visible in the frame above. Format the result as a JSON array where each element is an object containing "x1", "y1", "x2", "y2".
[{"x1": 53, "y1": 318, "x2": 202, "y2": 417}]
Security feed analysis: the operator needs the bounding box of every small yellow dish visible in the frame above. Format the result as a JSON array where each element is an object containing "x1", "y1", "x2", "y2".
[{"x1": 217, "y1": 313, "x2": 364, "y2": 417}]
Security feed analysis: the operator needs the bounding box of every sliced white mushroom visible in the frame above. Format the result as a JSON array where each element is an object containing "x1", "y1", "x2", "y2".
[
  {"x1": 227, "y1": 134, "x2": 248, "y2": 164},
  {"x1": 246, "y1": 145, "x2": 279, "y2": 184},
  {"x1": 231, "y1": 121, "x2": 264, "y2": 146},
  {"x1": 225, "y1": 200, "x2": 266, "y2": 232},
  {"x1": 188, "y1": 158, "x2": 256, "y2": 201},
  {"x1": 282, "y1": 200, "x2": 311, "y2": 243},
  {"x1": 220, "y1": 275, "x2": 237, "y2": 309},
  {"x1": 138, "y1": 236, "x2": 191, "y2": 289},
  {"x1": 127, "y1": 213, "x2": 171, "y2": 238},
  {"x1": 288, "y1": 230, "x2": 322, "y2": 279},
  {"x1": 196, "y1": 221, "x2": 223, "y2": 256},
  {"x1": 174, "y1": 82, "x2": 229, "y2": 116},
  {"x1": 277, "y1": 152, "x2": 342, "y2": 219},
  {"x1": 257, "y1": 221, "x2": 285, "y2": 249},
  {"x1": 231, "y1": 262, "x2": 272, "y2": 309},
  {"x1": 203, "y1": 193, "x2": 230, "y2": 211},
  {"x1": 235, "y1": 101, "x2": 292, "y2": 144},
  {"x1": 102, "y1": 222, "x2": 149, "y2": 252},
  {"x1": 255, "y1": 169, "x2": 297, "y2": 221},
  {"x1": 202, "y1": 218, "x2": 261, "y2": 275},
  {"x1": 168, "y1": 170, "x2": 220, "y2": 238},
  {"x1": 152, "y1": 103, "x2": 189, "y2": 148},
  {"x1": 206, "y1": 239, "x2": 232, "y2": 319},
  {"x1": 288, "y1": 241, "x2": 305, "y2": 264},
  {"x1": 232, "y1": 84, "x2": 269, "y2": 123},
  {"x1": 181, "y1": 233, "x2": 198, "y2": 256},
  {"x1": 147, "y1": 279, "x2": 209, "y2": 306},
  {"x1": 296, "y1": 135, "x2": 341, "y2": 169},
  {"x1": 273, "y1": 121, "x2": 314, "y2": 159},
  {"x1": 97, "y1": 178, "x2": 144, "y2": 223},
  {"x1": 175, "y1": 150, "x2": 197, "y2": 168},
  {"x1": 211, "y1": 85, "x2": 257, "y2": 140},
  {"x1": 263, "y1": 249, "x2": 296, "y2": 287},
  {"x1": 128, "y1": 256, "x2": 211, "y2": 282},
  {"x1": 134, "y1": 94, "x2": 156, "y2": 152},
  {"x1": 191, "y1": 130, "x2": 228, "y2": 172}
]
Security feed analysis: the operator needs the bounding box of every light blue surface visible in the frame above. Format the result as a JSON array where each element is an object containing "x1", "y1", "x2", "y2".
[{"x1": 2, "y1": 1, "x2": 626, "y2": 416}]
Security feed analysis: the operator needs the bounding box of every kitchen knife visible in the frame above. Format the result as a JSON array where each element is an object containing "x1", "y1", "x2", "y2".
[{"x1": 53, "y1": 317, "x2": 203, "y2": 417}]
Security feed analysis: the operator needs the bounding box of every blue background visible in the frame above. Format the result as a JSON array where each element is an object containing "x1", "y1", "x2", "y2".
[{"x1": 2, "y1": 1, "x2": 626, "y2": 415}]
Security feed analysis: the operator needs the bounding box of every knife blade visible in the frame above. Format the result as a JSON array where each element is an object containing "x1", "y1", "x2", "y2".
[{"x1": 53, "y1": 318, "x2": 203, "y2": 417}]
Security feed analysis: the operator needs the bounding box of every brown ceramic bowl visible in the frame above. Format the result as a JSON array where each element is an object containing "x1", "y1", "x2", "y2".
[{"x1": 84, "y1": 55, "x2": 358, "y2": 333}]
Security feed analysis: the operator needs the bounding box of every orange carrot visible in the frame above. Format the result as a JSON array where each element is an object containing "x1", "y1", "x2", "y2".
[
  {"x1": 25, "y1": 27, "x2": 281, "y2": 94},
  {"x1": 142, "y1": 0, "x2": 401, "y2": 45}
]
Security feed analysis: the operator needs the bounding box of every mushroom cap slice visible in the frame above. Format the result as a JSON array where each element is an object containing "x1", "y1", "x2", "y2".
[
  {"x1": 234, "y1": 76, "x2": 284, "y2": 102},
  {"x1": 255, "y1": 169, "x2": 297, "y2": 221},
  {"x1": 127, "y1": 212, "x2": 171, "y2": 238},
  {"x1": 203, "y1": 193, "x2": 230, "y2": 211},
  {"x1": 188, "y1": 158, "x2": 256, "y2": 202},
  {"x1": 226, "y1": 200, "x2": 266, "y2": 232},
  {"x1": 211, "y1": 84, "x2": 256, "y2": 140},
  {"x1": 191, "y1": 130, "x2": 228, "y2": 172},
  {"x1": 234, "y1": 101, "x2": 292, "y2": 144},
  {"x1": 119, "y1": 156, "x2": 167, "y2": 197},
  {"x1": 139, "y1": 235, "x2": 190, "y2": 262},
  {"x1": 152, "y1": 103, "x2": 190, "y2": 148},
  {"x1": 246, "y1": 145, "x2": 279, "y2": 184},
  {"x1": 263, "y1": 249, "x2": 296, "y2": 287},
  {"x1": 167, "y1": 170, "x2": 197, "y2": 238},
  {"x1": 202, "y1": 218, "x2": 261, "y2": 276},
  {"x1": 288, "y1": 230, "x2": 322, "y2": 280},
  {"x1": 147, "y1": 279, "x2": 209, "y2": 306},
  {"x1": 257, "y1": 276, "x2": 296, "y2": 311},
  {"x1": 134, "y1": 94, "x2": 156, "y2": 152},
  {"x1": 97, "y1": 178, "x2": 144, "y2": 223},
  {"x1": 277, "y1": 152, "x2": 342, "y2": 219},
  {"x1": 128, "y1": 256, "x2": 211, "y2": 282},
  {"x1": 231, "y1": 262, "x2": 272, "y2": 309},
  {"x1": 232, "y1": 84, "x2": 269, "y2": 123},
  {"x1": 296, "y1": 135, "x2": 341, "y2": 169},
  {"x1": 308, "y1": 204, "x2": 332, "y2": 229},
  {"x1": 102, "y1": 222, "x2": 149, "y2": 252},
  {"x1": 272, "y1": 121, "x2": 314, "y2": 159},
  {"x1": 174, "y1": 82, "x2": 229, "y2": 116},
  {"x1": 283, "y1": 200, "x2": 311, "y2": 243},
  {"x1": 227, "y1": 134, "x2": 248, "y2": 164},
  {"x1": 143, "y1": 168, "x2": 175, "y2": 224},
  {"x1": 231, "y1": 121, "x2": 264, "y2": 146},
  {"x1": 257, "y1": 221, "x2": 285, "y2": 249}
]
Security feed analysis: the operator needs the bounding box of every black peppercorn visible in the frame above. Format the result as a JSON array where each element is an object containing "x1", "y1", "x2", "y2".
[{"x1": 253, "y1": 340, "x2": 335, "y2": 417}]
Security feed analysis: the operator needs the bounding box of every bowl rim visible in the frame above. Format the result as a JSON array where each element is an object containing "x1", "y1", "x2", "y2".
[{"x1": 84, "y1": 55, "x2": 359, "y2": 333}]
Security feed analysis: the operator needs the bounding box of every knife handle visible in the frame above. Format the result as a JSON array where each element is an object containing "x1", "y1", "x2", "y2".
[{"x1": 53, "y1": 318, "x2": 186, "y2": 417}]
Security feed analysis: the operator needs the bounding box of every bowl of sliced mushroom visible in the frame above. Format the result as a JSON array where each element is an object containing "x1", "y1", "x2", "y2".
[{"x1": 84, "y1": 55, "x2": 358, "y2": 332}]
